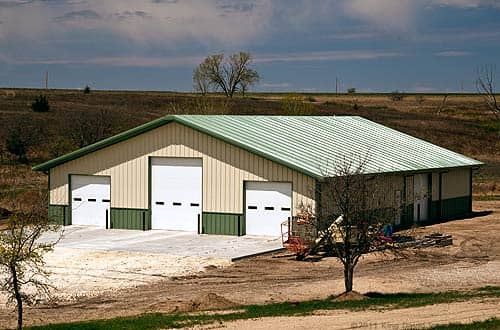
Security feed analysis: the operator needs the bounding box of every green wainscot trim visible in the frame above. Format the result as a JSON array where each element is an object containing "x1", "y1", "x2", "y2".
[
  {"x1": 430, "y1": 200, "x2": 440, "y2": 221},
  {"x1": 48, "y1": 204, "x2": 70, "y2": 225},
  {"x1": 428, "y1": 196, "x2": 471, "y2": 224},
  {"x1": 399, "y1": 204, "x2": 414, "y2": 229},
  {"x1": 441, "y1": 196, "x2": 471, "y2": 220},
  {"x1": 110, "y1": 208, "x2": 150, "y2": 230},
  {"x1": 202, "y1": 212, "x2": 245, "y2": 236}
]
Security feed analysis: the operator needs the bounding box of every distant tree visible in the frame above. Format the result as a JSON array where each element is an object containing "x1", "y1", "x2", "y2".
[
  {"x1": 49, "y1": 137, "x2": 76, "y2": 158},
  {"x1": 31, "y1": 95, "x2": 50, "y2": 113},
  {"x1": 69, "y1": 109, "x2": 117, "y2": 148},
  {"x1": 0, "y1": 188, "x2": 60, "y2": 330},
  {"x1": 239, "y1": 80, "x2": 250, "y2": 97},
  {"x1": 318, "y1": 157, "x2": 399, "y2": 293},
  {"x1": 193, "y1": 67, "x2": 212, "y2": 96},
  {"x1": 83, "y1": 85, "x2": 91, "y2": 94},
  {"x1": 476, "y1": 65, "x2": 499, "y2": 120},
  {"x1": 347, "y1": 87, "x2": 356, "y2": 94},
  {"x1": 436, "y1": 94, "x2": 448, "y2": 115},
  {"x1": 390, "y1": 90, "x2": 406, "y2": 101},
  {"x1": 5, "y1": 120, "x2": 40, "y2": 162},
  {"x1": 194, "y1": 52, "x2": 260, "y2": 98},
  {"x1": 281, "y1": 94, "x2": 313, "y2": 115}
]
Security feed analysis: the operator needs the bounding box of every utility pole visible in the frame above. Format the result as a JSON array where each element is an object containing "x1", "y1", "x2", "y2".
[
  {"x1": 44, "y1": 70, "x2": 48, "y2": 89},
  {"x1": 335, "y1": 77, "x2": 339, "y2": 94}
]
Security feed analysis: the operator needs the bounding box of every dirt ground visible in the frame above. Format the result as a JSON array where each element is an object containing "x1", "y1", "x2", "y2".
[
  {"x1": 0, "y1": 248, "x2": 230, "y2": 305},
  {"x1": 0, "y1": 201, "x2": 499, "y2": 329},
  {"x1": 215, "y1": 299, "x2": 500, "y2": 330}
]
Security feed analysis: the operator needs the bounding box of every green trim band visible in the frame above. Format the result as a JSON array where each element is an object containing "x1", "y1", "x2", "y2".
[
  {"x1": 202, "y1": 212, "x2": 245, "y2": 236},
  {"x1": 48, "y1": 204, "x2": 70, "y2": 226},
  {"x1": 110, "y1": 207, "x2": 150, "y2": 230}
]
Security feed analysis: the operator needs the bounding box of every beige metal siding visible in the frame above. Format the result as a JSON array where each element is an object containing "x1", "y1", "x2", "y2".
[
  {"x1": 432, "y1": 172, "x2": 440, "y2": 201},
  {"x1": 319, "y1": 174, "x2": 404, "y2": 219},
  {"x1": 441, "y1": 168, "x2": 470, "y2": 199},
  {"x1": 50, "y1": 122, "x2": 315, "y2": 214}
]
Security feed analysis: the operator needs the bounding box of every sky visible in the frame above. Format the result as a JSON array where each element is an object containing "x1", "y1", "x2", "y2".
[{"x1": 0, "y1": 0, "x2": 499, "y2": 92}]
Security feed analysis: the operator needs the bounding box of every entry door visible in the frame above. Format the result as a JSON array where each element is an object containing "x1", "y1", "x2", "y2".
[
  {"x1": 71, "y1": 175, "x2": 110, "y2": 227},
  {"x1": 245, "y1": 182, "x2": 292, "y2": 236},
  {"x1": 151, "y1": 158, "x2": 202, "y2": 231},
  {"x1": 414, "y1": 173, "x2": 429, "y2": 223}
]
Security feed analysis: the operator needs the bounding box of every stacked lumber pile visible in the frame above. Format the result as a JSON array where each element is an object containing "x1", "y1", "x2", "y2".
[{"x1": 396, "y1": 233, "x2": 453, "y2": 248}]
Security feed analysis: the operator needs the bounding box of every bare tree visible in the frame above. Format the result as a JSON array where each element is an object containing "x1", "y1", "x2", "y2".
[
  {"x1": 436, "y1": 94, "x2": 448, "y2": 115},
  {"x1": 69, "y1": 109, "x2": 117, "y2": 148},
  {"x1": 194, "y1": 52, "x2": 259, "y2": 98},
  {"x1": 193, "y1": 66, "x2": 211, "y2": 96},
  {"x1": 476, "y1": 65, "x2": 499, "y2": 120},
  {"x1": 318, "y1": 157, "x2": 398, "y2": 293},
  {"x1": 0, "y1": 188, "x2": 60, "y2": 329}
]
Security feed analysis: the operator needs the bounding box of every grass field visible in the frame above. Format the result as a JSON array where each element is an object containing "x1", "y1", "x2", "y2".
[
  {"x1": 25, "y1": 286, "x2": 500, "y2": 329},
  {"x1": 0, "y1": 88, "x2": 498, "y2": 209}
]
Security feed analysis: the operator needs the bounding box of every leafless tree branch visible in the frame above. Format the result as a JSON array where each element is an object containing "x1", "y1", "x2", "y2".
[{"x1": 476, "y1": 64, "x2": 499, "y2": 120}]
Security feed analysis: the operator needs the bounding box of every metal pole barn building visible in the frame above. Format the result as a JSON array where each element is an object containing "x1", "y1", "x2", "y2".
[{"x1": 33, "y1": 115, "x2": 482, "y2": 236}]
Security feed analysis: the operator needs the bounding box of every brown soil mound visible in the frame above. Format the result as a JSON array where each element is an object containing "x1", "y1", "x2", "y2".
[
  {"x1": 177, "y1": 293, "x2": 236, "y2": 312},
  {"x1": 333, "y1": 291, "x2": 367, "y2": 302}
]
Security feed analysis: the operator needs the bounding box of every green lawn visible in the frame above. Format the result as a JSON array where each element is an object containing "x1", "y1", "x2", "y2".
[
  {"x1": 424, "y1": 318, "x2": 500, "y2": 329},
  {"x1": 25, "y1": 286, "x2": 500, "y2": 330}
]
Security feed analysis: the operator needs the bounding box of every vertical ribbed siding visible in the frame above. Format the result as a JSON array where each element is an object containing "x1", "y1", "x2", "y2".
[
  {"x1": 442, "y1": 168, "x2": 470, "y2": 199},
  {"x1": 202, "y1": 212, "x2": 245, "y2": 236},
  {"x1": 50, "y1": 122, "x2": 316, "y2": 215},
  {"x1": 318, "y1": 173, "x2": 404, "y2": 220},
  {"x1": 48, "y1": 204, "x2": 70, "y2": 225},
  {"x1": 110, "y1": 208, "x2": 150, "y2": 230}
]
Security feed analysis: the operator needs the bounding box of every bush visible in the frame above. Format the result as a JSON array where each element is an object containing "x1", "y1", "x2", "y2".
[
  {"x1": 5, "y1": 120, "x2": 40, "y2": 162},
  {"x1": 69, "y1": 109, "x2": 117, "y2": 148},
  {"x1": 306, "y1": 95, "x2": 317, "y2": 102},
  {"x1": 49, "y1": 137, "x2": 76, "y2": 158},
  {"x1": 31, "y1": 95, "x2": 50, "y2": 112},
  {"x1": 281, "y1": 94, "x2": 314, "y2": 115},
  {"x1": 83, "y1": 85, "x2": 91, "y2": 94},
  {"x1": 347, "y1": 87, "x2": 356, "y2": 94}
]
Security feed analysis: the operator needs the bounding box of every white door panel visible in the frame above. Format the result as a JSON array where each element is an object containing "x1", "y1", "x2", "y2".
[
  {"x1": 71, "y1": 175, "x2": 110, "y2": 227},
  {"x1": 245, "y1": 182, "x2": 292, "y2": 236},
  {"x1": 151, "y1": 158, "x2": 202, "y2": 231},
  {"x1": 414, "y1": 173, "x2": 429, "y2": 222}
]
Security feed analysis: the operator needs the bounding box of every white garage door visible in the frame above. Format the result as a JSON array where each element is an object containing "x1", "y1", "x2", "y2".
[
  {"x1": 414, "y1": 173, "x2": 429, "y2": 223},
  {"x1": 245, "y1": 182, "x2": 292, "y2": 236},
  {"x1": 151, "y1": 158, "x2": 202, "y2": 231},
  {"x1": 71, "y1": 175, "x2": 110, "y2": 227}
]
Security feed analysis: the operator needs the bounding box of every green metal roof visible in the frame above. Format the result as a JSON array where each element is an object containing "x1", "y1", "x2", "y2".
[{"x1": 33, "y1": 115, "x2": 482, "y2": 178}]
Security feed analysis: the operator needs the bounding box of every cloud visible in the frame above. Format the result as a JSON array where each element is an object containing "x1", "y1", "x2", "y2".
[
  {"x1": 0, "y1": 49, "x2": 405, "y2": 67},
  {"x1": 411, "y1": 86, "x2": 438, "y2": 92},
  {"x1": 261, "y1": 82, "x2": 290, "y2": 88},
  {"x1": 0, "y1": 0, "x2": 275, "y2": 49},
  {"x1": 435, "y1": 50, "x2": 473, "y2": 56},
  {"x1": 256, "y1": 50, "x2": 404, "y2": 63},
  {"x1": 341, "y1": 0, "x2": 418, "y2": 32},
  {"x1": 54, "y1": 9, "x2": 101, "y2": 22},
  {"x1": 111, "y1": 10, "x2": 152, "y2": 21},
  {"x1": 430, "y1": 0, "x2": 500, "y2": 8},
  {"x1": 0, "y1": 54, "x2": 203, "y2": 67}
]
